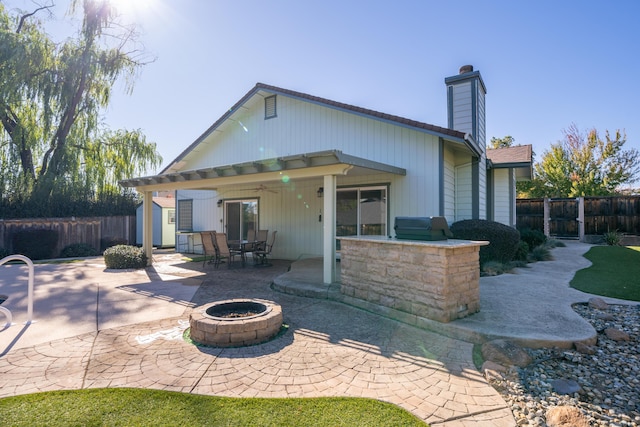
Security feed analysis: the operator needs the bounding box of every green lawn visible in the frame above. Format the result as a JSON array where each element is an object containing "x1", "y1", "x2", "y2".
[
  {"x1": 0, "y1": 388, "x2": 427, "y2": 427},
  {"x1": 570, "y1": 245, "x2": 640, "y2": 301}
]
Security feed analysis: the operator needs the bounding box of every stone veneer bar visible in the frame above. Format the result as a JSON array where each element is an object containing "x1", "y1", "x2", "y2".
[{"x1": 339, "y1": 236, "x2": 487, "y2": 323}]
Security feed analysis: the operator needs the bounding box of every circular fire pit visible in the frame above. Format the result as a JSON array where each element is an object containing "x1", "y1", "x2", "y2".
[{"x1": 189, "y1": 299, "x2": 283, "y2": 347}]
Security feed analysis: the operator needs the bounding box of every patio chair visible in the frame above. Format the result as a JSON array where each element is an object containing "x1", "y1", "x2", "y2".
[
  {"x1": 214, "y1": 232, "x2": 242, "y2": 268},
  {"x1": 254, "y1": 230, "x2": 269, "y2": 251},
  {"x1": 254, "y1": 230, "x2": 277, "y2": 265},
  {"x1": 200, "y1": 231, "x2": 217, "y2": 268},
  {"x1": 241, "y1": 229, "x2": 257, "y2": 260}
]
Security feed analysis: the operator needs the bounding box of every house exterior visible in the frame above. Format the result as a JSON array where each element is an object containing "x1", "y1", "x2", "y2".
[
  {"x1": 120, "y1": 65, "x2": 531, "y2": 284},
  {"x1": 135, "y1": 196, "x2": 176, "y2": 248}
]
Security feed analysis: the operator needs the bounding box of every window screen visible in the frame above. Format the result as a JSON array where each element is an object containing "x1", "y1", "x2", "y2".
[
  {"x1": 265, "y1": 95, "x2": 277, "y2": 119},
  {"x1": 177, "y1": 200, "x2": 193, "y2": 231}
]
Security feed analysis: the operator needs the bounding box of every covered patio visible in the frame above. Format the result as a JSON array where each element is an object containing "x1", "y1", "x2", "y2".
[{"x1": 120, "y1": 150, "x2": 406, "y2": 285}]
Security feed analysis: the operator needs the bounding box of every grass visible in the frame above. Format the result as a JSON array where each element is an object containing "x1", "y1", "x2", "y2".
[
  {"x1": 0, "y1": 388, "x2": 427, "y2": 427},
  {"x1": 570, "y1": 245, "x2": 640, "y2": 301}
]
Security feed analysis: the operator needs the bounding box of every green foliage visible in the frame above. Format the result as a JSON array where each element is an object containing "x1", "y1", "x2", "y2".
[
  {"x1": 518, "y1": 228, "x2": 547, "y2": 249},
  {"x1": 544, "y1": 239, "x2": 566, "y2": 248},
  {"x1": 450, "y1": 219, "x2": 521, "y2": 265},
  {"x1": 489, "y1": 135, "x2": 515, "y2": 149},
  {"x1": 60, "y1": 243, "x2": 99, "y2": 258},
  {"x1": 571, "y1": 246, "x2": 640, "y2": 301},
  {"x1": 514, "y1": 240, "x2": 530, "y2": 261},
  {"x1": 0, "y1": 388, "x2": 426, "y2": 427},
  {"x1": 103, "y1": 245, "x2": 147, "y2": 269},
  {"x1": 603, "y1": 230, "x2": 623, "y2": 246},
  {"x1": 0, "y1": 1, "x2": 161, "y2": 205},
  {"x1": 0, "y1": 190, "x2": 139, "y2": 218},
  {"x1": 481, "y1": 261, "x2": 511, "y2": 276},
  {"x1": 528, "y1": 245, "x2": 553, "y2": 262},
  {"x1": 0, "y1": 247, "x2": 10, "y2": 259},
  {"x1": 522, "y1": 124, "x2": 640, "y2": 197},
  {"x1": 11, "y1": 229, "x2": 58, "y2": 260}
]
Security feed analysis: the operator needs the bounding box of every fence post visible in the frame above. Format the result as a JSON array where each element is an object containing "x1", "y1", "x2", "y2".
[
  {"x1": 543, "y1": 197, "x2": 550, "y2": 237},
  {"x1": 577, "y1": 197, "x2": 585, "y2": 242}
]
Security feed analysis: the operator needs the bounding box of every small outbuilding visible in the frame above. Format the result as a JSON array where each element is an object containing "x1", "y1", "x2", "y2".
[{"x1": 136, "y1": 196, "x2": 176, "y2": 248}]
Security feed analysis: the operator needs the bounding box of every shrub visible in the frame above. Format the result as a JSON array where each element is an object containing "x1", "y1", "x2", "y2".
[
  {"x1": 60, "y1": 243, "x2": 100, "y2": 258},
  {"x1": 100, "y1": 236, "x2": 129, "y2": 252},
  {"x1": 0, "y1": 247, "x2": 10, "y2": 259},
  {"x1": 528, "y1": 245, "x2": 553, "y2": 262},
  {"x1": 11, "y1": 229, "x2": 59, "y2": 260},
  {"x1": 513, "y1": 241, "x2": 529, "y2": 261},
  {"x1": 518, "y1": 228, "x2": 547, "y2": 249},
  {"x1": 544, "y1": 239, "x2": 566, "y2": 248},
  {"x1": 103, "y1": 245, "x2": 147, "y2": 269},
  {"x1": 450, "y1": 219, "x2": 521, "y2": 265},
  {"x1": 603, "y1": 230, "x2": 623, "y2": 246},
  {"x1": 481, "y1": 261, "x2": 510, "y2": 276}
]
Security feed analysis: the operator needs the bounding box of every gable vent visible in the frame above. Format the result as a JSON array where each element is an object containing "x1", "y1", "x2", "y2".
[{"x1": 264, "y1": 95, "x2": 277, "y2": 119}]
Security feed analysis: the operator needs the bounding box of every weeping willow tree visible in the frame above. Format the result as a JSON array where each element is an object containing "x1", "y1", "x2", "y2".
[{"x1": 0, "y1": 0, "x2": 161, "y2": 215}]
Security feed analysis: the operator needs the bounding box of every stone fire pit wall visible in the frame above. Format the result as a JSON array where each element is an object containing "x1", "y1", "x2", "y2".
[{"x1": 339, "y1": 236, "x2": 488, "y2": 323}]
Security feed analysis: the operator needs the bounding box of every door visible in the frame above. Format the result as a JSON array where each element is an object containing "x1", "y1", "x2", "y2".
[
  {"x1": 336, "y1": 186, "x2": 387, "y2": 249},
  {"x1": 549, "y1": 198, "x2": 579, "y2": 238},
  {"x1": 224, "y1": 199, "x2": 258, "y2": 241}
]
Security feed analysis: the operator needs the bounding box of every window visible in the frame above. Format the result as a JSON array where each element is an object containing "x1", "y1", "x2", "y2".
[
  {"x1": 336, "y1": 186, "x2": 388, "y2": 250},
  {"x1": 265, "y1": 95, "x2": 277, "y2": 119},
  {"x1": 224, "y1": 199, "x2": 258, "y2": 241},
  {"x1": 168, "y1": 209, "x2": 176, "y2": 224},
  {"x1": 177, "y1": 200, "x2": 193, "y2": 231}
]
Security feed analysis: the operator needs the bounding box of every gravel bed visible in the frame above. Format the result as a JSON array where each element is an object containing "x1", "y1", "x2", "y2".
[{"x1": 487, "y1": 302, "x2": 640, "y2": 426}]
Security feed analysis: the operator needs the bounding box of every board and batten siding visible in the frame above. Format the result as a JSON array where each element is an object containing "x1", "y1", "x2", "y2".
[
  {"x1": 478, "y1": 154, "x2": 487, "y2": 220},
  {"x1": 182, "y1": 94, "x2": 423, "y2": 175},
  {"x1": 168, "y1": 89, "x2": 485, "y2": 259},
  {"x1": 443, "y1": 146, "x2": 456, "y2": 220},
  {"x1": 450, "y1": 82, "x2": 473, "y2": 136},
  {"x1": 455, "y1": 163, "x2": 473, "y2": 220},
  {"x1": 492, "y1": 168, "x2": 512, "y2": 225}
]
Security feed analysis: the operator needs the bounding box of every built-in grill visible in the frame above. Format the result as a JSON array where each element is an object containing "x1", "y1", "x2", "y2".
[{"x1": 394, "y1": 216, "x2": 453, "y2": 241}]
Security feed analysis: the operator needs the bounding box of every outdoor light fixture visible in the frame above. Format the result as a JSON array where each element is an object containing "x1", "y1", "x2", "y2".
[
  {"x1": 317, "y1": 187, "x2": 324, "y2": 198},
  {"x1": 217, "y1": 199, "x2": 223, "y2": 207}
]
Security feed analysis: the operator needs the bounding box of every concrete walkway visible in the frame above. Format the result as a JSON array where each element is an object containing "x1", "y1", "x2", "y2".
[
  {"x1": 275, "y1": 241, "x2": 633, "y2": 348},
  {"x1": 0, "y1": 241, "x2": 630, "y2": 426}
]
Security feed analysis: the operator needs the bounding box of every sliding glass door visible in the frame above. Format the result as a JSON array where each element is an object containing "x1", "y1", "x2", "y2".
[
  {"x1": 336, "y1": 186, "x2": 387, "y2": 249},
  {"x1": 224, "y1": 199, "x2": 258, "y2": 241}
]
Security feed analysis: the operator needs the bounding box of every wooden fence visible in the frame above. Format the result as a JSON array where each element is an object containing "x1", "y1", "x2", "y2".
[
  {"x1": 516, "y1": 196, "x2": 640, "y2": 241},
  {"x1": 0, "y1": 216, "x2": 135, "y2": 258}
]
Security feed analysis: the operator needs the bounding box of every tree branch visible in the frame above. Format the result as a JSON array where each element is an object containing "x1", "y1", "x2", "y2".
[{"x1": 16, "y1": 4, "x2": 54, "y2": 34}]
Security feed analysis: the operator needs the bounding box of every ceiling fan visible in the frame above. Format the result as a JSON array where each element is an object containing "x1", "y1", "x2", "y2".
[{"x1": 243, "y1": 184, "x2": 278, "y2": 194}]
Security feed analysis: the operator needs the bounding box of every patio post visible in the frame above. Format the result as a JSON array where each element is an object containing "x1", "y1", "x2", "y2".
[
  {"x1": 323, "y1": 174, "x2": 337, "y2": 284},
  {"x1": 142, "y1": 190, "x2": 154, "y2": 265}
]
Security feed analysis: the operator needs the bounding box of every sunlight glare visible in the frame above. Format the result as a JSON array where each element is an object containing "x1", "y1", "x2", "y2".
[{"x1": 109, "y1": 0, "x2": 156, "y2": 18}]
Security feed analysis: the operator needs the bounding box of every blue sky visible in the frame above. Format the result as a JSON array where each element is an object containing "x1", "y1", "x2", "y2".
[{"x1": 5, "y1": 0, "x2": 640, "y2": 174}]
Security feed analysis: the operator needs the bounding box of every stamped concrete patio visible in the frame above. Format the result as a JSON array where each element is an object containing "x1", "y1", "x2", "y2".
[{"x1": 1, "y1": 241, "x2": 627, "y2": 426}]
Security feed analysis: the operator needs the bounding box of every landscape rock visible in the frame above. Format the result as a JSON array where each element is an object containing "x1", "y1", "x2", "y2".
[
  {"x1": 546, "y1": 405, "x2": 590, "y2": 427},
  {"x1": 595, "y1": 311, "x2": 615, "y2": 321},
  {"x1": 551, "y1": 378, "x2": 581, "y2": 395},
  {"x1": 481, "y1": 360, "x2": 507, "y2": 380},
  {"x1": 604, "y1": 327, "x2": 631, "y2": 341},
  {"x1": 481, "y1": 339, "x2": 533, "y2": 367},
  {"x1": 486, "y1": 303, "x2": 640, "y2": 426},
  {"x1": 588, "y1": 297, "x2": 609, "y2": 310},
  {"x1": 573, "y1": 341, "x2": 596, "y2": 355}
]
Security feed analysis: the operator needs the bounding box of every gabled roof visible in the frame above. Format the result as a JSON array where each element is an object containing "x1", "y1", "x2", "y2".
[
  {"x1": 486, "y1": 144, "x2": 533, "y2": 180},
  {"x1": 153, "y1": 196, "x2": 176, "y2": 209},
  {"x1": 486, "y1": 145, "x2": 532, "y2": 166},
  {"x1": 162, "y1": 83, "x2": 470, "y2": 174}
]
